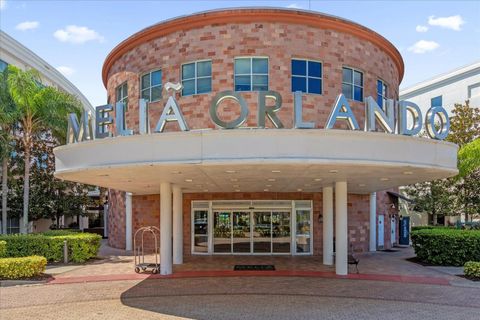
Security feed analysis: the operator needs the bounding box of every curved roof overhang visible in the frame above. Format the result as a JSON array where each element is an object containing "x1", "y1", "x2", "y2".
[
  {"x1": 54, "y1": 129, "x2": 457, "y2": 195},
  {"x1": 102, "y1": 8, "x2": 404, "y2": 88}
]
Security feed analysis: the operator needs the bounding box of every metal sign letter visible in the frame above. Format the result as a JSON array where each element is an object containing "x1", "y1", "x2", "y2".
[
  {"x1": 95, "y1": 104, "x2": 113, "y2": 139},
  {"x1": 325, "y1": 94, "x2": 360, "y2": 130},
  {"x1": 294, "y1": 91, "x2": 314, "y2": 129},
  {"x1": 210, "y1": 91, "x2": 249, "y2": 129},
  {"x1": 257, "y1": 91, "x2": 284, "y2": 128}
]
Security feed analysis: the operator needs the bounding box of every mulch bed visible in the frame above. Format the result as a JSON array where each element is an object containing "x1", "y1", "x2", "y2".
[
  {"x1": 0, "y1": 274, "x2": 53, "y2": 282},
  {"x1": 457, "y1": 275, "x2": 480, "y2": 282},
  {"x1": 405, "y1": 256, "x2": 437, "y2": 266}
]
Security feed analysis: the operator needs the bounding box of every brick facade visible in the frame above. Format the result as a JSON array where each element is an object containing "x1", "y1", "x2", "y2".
[
  {"x1": 104, "y1": 9, "x2": 401, "y2": 256},
  {"x1": 109, "y1": 190, "x2": 398, "y2": 255}
]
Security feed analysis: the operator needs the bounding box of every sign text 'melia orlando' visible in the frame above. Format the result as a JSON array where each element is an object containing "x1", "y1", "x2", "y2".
[{"x1": 67, "y1": 82, "x2": 450, "y2": 144}]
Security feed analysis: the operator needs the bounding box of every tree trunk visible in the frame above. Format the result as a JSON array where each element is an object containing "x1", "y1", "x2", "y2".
[
  {"x1": 1, "y1": 157, "x2": 7, "y2": 234},
  {"x1": 21, "y1": 145, "x2": 31, "y2": 234}
]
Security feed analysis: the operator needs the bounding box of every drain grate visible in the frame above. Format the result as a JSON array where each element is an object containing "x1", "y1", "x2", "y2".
[{"x1": 234, "y1": 265, "x2": 275, "y2": 271}]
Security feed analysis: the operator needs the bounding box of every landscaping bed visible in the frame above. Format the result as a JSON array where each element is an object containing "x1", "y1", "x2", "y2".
[
  {"x1": 411, "y1": 228, "x2": 480, "y2": 266},
  {"x1": 0, "y1": 256, "x2": 47, "y2": 280},
  {"x1": 0, "y1": 230, "x2": 101, "y2": 263}
]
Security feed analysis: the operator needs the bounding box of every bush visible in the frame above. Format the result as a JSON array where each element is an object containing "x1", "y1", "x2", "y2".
[
  {"x1": 464, "y1": 261, "x2": 480, "y2": 279},
  {"x1": 411, "y1": 228, "x2": 480, "y2": 266},
  {"x1": 0, "y1": 240, "x2": 6, "y2": 258},
  {"x1": 0, "y1": 231, "x2": 101, "y2": 263},
  {"x1": 0, "y1": 256, "x2": 47, "y2": 279},
  {"x1": 411, "y1": 225, "x2": 449, "y2": 232}
]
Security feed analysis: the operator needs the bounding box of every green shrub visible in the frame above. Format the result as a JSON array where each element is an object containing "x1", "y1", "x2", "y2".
[
  {"x1": 411, "y1": 228, "x2": 480, "y2": 266},
  {"x1": 464, "y1": 261, "x2": 480, "y2": 279},
  {"x1": 0, "y1": 256, "x2": 47, "y2": 279},
  {"x1": 0, "y1": 231, "x2": 101, "y2": 263},
  {"x1": 411, "y1": 225, "x2": 449, "y2": 231},
  {"x1": 0, "y1": 240, "x2": 6, "y2": 258}
]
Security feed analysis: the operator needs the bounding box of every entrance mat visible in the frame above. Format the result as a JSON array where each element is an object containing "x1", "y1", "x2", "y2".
[
  {"x1": 234, "y1": 265, "x2": 275, "y2": 271},
  {"x1": 381, "y1": 249, "x2": 399, "y2": 252}
]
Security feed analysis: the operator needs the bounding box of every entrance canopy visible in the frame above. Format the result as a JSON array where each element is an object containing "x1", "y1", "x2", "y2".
[{"x1": 54, "y1": 129, "x2": 458, "y2": 194}]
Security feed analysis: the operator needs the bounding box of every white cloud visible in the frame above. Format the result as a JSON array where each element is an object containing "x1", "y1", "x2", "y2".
[
  {"x1": 15, "y1": 21, "x2": 39, "y2": 31},
  {"x1": 415, "y1": 25, "x2": 428, "y2": 33},
  {"x1": 56, "y1": 66, "x2": 75, "y2": 76},
  {"x1": 428, "y1": 15, "x2": 465, "y2": 31},
  {"x1": 0, "y1": 0, "x2": 6, "y2": 10},
  {"x1": 287, "y1": 3, "x2": 303, "y2": 9},
  {"x1": 408, "y1": 40, "x2": 440, "y2": 54},
  {"x1": 53, "y1": 25, "x2": 104, "y2": 44}
]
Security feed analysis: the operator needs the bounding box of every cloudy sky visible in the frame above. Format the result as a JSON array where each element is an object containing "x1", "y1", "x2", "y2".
[{"x1": 1, "y1": 0, "x2": 479, "y2": 106}]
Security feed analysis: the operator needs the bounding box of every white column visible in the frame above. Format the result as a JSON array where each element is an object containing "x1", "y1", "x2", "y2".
[
  {"x1": 369, "y1": 192, "x2": 377, "y2": 252},
  {"x1": 160, "y1": 182, "x2": 173, "y2": 275},
  {"x1": 322, "y1": 186, "x2": 334, "y2": 265},
  {"x1": 172, "y1": 185, "x2": 183, "y2": 264},
  {"x1": 125, "y1": 192, "x2": 133, "y2": 251},
  {"x1": 335, "y1": 181, "x2": 348, "y2": 275}
]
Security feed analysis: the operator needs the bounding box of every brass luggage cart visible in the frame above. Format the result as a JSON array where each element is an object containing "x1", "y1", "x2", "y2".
[{"x1": 133, "y1": 226, "x2": 160, "y2": 274}]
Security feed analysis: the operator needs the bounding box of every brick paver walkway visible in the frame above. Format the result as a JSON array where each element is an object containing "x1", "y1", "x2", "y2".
[{"x1": 39, "y1": 241, "x2": 478, "y2": 288}]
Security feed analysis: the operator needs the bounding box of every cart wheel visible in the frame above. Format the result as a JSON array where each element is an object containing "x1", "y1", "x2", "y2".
[
  {"x1": 152, "y1": 268, "x2": 159, "y2": 274},
  {"x1": 135, "y1": 267, "x2": 141, "y2": 273}
]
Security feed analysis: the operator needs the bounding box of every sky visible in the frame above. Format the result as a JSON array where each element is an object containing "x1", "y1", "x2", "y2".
[{"x1": 1, "y1": 0, "x2": 479, "y2": 107}]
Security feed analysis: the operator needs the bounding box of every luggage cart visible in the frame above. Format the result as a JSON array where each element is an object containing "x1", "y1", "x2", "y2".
[{"x1": 134, "y1": 226, "x2": 160, "y2": 274}]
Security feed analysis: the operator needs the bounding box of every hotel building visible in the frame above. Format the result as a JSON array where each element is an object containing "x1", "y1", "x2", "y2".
[{"x1": 54, "y1": 8, "x2": 458, "y2": 275}]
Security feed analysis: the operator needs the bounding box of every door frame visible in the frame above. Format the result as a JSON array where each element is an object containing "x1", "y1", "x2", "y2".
[{"x1": 191, "y1": 200, "x2": 313, "y2": 256}]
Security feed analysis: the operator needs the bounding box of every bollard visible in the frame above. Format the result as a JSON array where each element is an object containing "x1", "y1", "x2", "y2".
[{"x1": 63, "y1": 240, "x2": 68, "y2": 264}]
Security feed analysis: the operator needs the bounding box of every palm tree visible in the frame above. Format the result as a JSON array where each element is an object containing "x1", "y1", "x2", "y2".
[
  {"x1": 6, "y1": 65, "x2": 81, "y2": 233},
  {"x1": 0, "y1": 68, "x2": 18, "y2": 234}
]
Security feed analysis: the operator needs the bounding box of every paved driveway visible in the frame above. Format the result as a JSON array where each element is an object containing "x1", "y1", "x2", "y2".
[{"x1": 1, "y1": 276, "x2": 479, "y2": 320}]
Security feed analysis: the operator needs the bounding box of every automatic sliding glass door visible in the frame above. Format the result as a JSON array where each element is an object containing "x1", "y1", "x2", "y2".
[
  {"x1": 213, "y1": 211, "x2": 231, "y2": 253},
  {"x1": 272, "y1": 211, "x2": 291, "y2": 253},
  {"x1": 233, "y1": 211, "x2": 251, "y2": 253},
  {"x1": 253, "y1": 211, "x2": 272, "y2": 253}
]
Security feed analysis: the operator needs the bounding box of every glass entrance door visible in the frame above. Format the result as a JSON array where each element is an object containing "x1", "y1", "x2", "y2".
[
  {"x1": 233, "y1": 211, "x2": 250, "y2": 253},
  {"x1": 213, "y1": 211, "x2": 231, "y2": 253},
  {"x1": 272, "y1": 211, "x2": 291, "y2": 253},
  {"x1": 199, "y1": 200, "x2": 312, "y2": 255},
  {"x1": 253, "y1": 211, "x2": 272, "y2": 253}
]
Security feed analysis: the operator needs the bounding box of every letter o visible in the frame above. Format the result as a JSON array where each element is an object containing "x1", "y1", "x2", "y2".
[
  {"x1": 210, "y1": 91, "x2": 249, "y2": 129},
  {"x1": 425, "y1": 106, "x2": 450, "y2": 140}
]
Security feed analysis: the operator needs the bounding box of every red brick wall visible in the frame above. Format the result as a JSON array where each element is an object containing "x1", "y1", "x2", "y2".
[
  {"x1": 107, "y1": 189, "x2": 126, "y2": 249},
  {"x1": 105, "y1": 21, "x2": 400, "y2": 134},
  {"x1": 107, "y1": 191, "x2": 398, "y2": 256}
]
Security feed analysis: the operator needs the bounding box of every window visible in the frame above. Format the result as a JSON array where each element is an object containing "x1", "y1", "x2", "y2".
[
  {"x1": 141, "y1": 70, "x2": 162, "y2": 102},
  {"x1": 193, "y1": 210, "x2": 209, "y2": 253},
  {"x1": 234, "y1": 57, "x2": 268, "y2": 91},
  {"x1": 0, "y1": 59, "x2": 8, "y2": 72},
  {"x1": 342, "y1": 67, "x2": 363, "y2": 102},
  {"x1": 291, "y1": 59, "x2": 322, "y2": 94},
  {"x1": 182, "y1": 61, "x2": 212, "y2": 96},
  {"x1": 431, "y1": 95, "x2": 442, "y2": 107},
  {"x1": 116, "y1": 82, "x2": 128, "y2": 107},
  {"x1": 377, "y1": 79, "x2": 388, "y2": 108}
]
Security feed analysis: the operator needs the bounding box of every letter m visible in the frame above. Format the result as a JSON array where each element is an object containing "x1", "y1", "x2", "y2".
[{"x1": 67, "y1": 111, "x2": 93, "y2": 144}]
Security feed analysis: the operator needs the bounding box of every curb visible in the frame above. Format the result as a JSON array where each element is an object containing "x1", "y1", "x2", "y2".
[{"x1": 47, "y1": 270, "x2": 451, "y2": 286}]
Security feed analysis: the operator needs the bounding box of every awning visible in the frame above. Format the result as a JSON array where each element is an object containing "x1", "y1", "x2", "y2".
[{"x1": 387, "y1": 191, "x2": 414, "y2": 203}]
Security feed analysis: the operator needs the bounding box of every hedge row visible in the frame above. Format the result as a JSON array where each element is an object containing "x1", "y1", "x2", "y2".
[
  {"x1": 411, "y1": 228, "x2": 480, "y2": 266},
  {"x1": 464, "y1": 261, "x2": 480, "y2": 279},
  {"x1": 0, "y1": 231, "x2": 101, "y2": 263},
  {"x1": 0, "y1": 256, "x2": 47, "y2": 279},
  {"x1": 0, "y1": 240, "x2": 6, "y2": 258}
]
